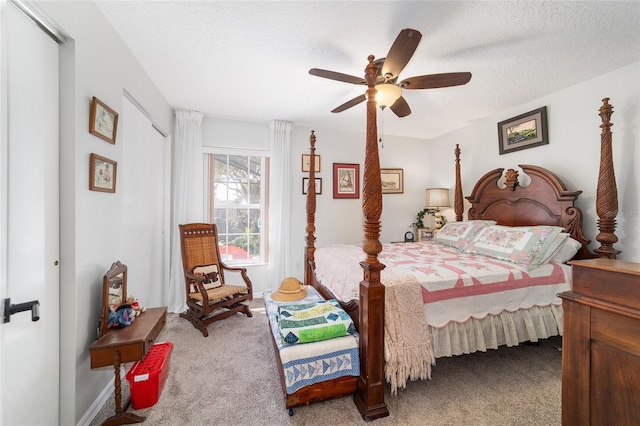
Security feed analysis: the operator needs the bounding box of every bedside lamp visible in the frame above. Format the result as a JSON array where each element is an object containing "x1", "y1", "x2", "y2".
[{"x1": 425, "y1": 188, "x2": 451, "y2": 229}]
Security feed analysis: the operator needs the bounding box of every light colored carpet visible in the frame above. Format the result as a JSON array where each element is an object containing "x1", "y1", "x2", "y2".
[{"x1": 90, "y1": 299, "x2": 562, "y2": 425}]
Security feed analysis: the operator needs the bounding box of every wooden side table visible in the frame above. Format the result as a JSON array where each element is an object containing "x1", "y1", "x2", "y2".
[{"x1": 90, "y1": 306, "x2": 167, "y2": 426}]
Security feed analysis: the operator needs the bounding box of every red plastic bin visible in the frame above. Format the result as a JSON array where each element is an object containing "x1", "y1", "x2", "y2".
[{"x1": 126, "y1": 342, "x2": 173, "y2": 409}]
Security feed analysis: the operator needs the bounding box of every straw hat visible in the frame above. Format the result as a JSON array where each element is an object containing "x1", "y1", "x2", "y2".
[{"x1": 270, "y1": 277, "x2": 307, "y2": 302}]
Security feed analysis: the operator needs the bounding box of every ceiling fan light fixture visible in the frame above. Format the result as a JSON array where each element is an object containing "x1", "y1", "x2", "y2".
[{"x1": 374, "y1": 83, "x2": 402, "y2": 108}]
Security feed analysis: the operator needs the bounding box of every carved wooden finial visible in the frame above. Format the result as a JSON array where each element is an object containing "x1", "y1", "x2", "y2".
[
  {"x1": 504, "y1": 169, "x2": 519, "y2": 191},
  {"x1": 454, "y1": 145, "x2": 463, "y2": 221},
  {"x1": 595, "y1": 97, "x2": 620, "y2": 259}
]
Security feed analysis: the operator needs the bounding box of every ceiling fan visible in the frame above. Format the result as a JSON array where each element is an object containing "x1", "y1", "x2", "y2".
[{"x1": 309, "y1": 28, "x2": 472, "y2": 118}]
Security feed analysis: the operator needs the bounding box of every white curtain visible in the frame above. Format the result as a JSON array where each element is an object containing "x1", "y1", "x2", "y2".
[
  {"x1": 167, "y1": 110, "x2": 204, "y2": 313},
  {"x1": 268, "y1": 120, "x2": 292, "y2": 289}
]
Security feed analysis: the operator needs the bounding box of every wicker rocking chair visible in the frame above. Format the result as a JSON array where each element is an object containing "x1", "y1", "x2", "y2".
[{"x1": 178, "y1": 223, "x2": 253, "y2": 337}]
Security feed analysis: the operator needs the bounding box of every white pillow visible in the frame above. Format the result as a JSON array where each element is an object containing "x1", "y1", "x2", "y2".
[
  {"x1": 551, "y1": 237, "x2": 582, "y2": 263},
  {"x1": 539, "y1": 232, "x2": 570, "y2": 265}
]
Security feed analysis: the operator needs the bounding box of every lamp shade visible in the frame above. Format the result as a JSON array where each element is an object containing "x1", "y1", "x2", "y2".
[
  {"x1": 374, "y1": 83, "x2": 402, "y2": 108},
  {"x1": 425, "y1": 188, "x2": 451, "y2": 208}
]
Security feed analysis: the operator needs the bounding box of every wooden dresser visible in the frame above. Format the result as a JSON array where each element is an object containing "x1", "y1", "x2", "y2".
[{"x1": 560, "y1": 259, "x2": 640, "y2": 426}]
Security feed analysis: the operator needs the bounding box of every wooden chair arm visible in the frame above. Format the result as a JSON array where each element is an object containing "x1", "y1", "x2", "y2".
[
  {"x1": 184, "y1": 272, "x2": 212, "y2": 302},
  {"x1": 220, "y1": 263, "x2": 253, "y2": 292}
]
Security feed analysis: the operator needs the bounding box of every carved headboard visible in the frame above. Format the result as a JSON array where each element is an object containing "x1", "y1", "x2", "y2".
[{"x1": 466, "y1": 164, "x2": 593, "y2": 259}]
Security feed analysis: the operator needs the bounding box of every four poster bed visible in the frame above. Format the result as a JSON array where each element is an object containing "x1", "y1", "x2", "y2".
[{"x1": 270, "y1": 55, "x2": 620, "y2": 421}]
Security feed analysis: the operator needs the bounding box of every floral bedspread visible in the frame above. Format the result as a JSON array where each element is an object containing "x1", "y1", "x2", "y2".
[{"x1": 314, "y1": 242, "x2": 571, "y2": 328}]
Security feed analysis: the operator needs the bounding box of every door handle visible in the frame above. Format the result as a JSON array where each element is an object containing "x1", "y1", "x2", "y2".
[{"x1": 2, "y1": 298, "x2": 40, "y2": 323}]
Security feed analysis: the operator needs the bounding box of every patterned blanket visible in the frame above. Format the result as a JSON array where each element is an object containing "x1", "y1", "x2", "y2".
[{"x1": 264, "y1": 288, "x2": 359, "y2": 394}]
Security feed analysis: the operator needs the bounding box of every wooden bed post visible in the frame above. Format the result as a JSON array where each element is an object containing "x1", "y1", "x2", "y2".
[
  {"x1": 454, "y1": 144, "x2": 464, "y2": 221},
  {"x1": 353, "y1": 55, "x2": 389, "y2": 421},
  {"x1": 304, "y1": 131, "x2": 317, "y2": 285},
  {"x1": 594, "y1": 98, "x2": 620, "y2": 259}
]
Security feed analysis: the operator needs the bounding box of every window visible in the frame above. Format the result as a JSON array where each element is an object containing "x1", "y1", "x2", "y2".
[{"x1": 206, "y1": 154, "x2": 268, "y2": 264}]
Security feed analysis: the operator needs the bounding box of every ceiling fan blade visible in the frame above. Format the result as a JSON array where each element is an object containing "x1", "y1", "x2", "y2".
[
  {"x1": 309, "y1": 68, "x2": 366, "y2": 85},
  {"x1": 381, "y1": 28, "x2": 422, "y2": 80},
  {"x1": 331, "y1": 94, "x2": 366, "y2": 113},
  {"x1": 400, "y1": 72, "x2": 472, "y2": 90},
  {"x1": 389, "y1": 96, "x2": 411, "y2": 117}
]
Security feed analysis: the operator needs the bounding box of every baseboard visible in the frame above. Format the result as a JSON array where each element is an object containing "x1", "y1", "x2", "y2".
[{"x1": 76, "y1": 371, "x2": 125, "y2": 426}]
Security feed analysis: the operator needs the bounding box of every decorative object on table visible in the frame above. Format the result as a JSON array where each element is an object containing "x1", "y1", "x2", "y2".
[
  {"x1": 380, "y1": 168, "x2": 404, "y2": 194},
  {"x1": 302, "y1": 154, "x2": 321, "y2": 172},
  {"x1": 302, "y1": 177, "x2": 322, "y2": 195},
  {"x1": 89, "y1": 153, "x2": 117, "y2": 193},
  {"x1": 425, "y1": 188, "x2": 451, "y2": 229},
  {"x1": 411, "y1": 207, "x2": 447, "y2": 230},
  {"x1": 89, "y1": 96, "x2": 118, "y2": 144},
  {"x1": 417, "y1": 228, "x2": 435, "y2": 242},
  {"x1": 404, "y1": 231, "x2": 414, "y2": 242},
  {"x1": 333, "y1": 163, "x2": 360, "y2": 199},
  {"x1": 498, "y1": 106, "x2": 548, "y2": 155}
]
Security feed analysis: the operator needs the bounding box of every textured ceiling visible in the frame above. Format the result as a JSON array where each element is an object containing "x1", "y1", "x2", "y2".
[{"x1": 96, "y1": 1, "x2": 640, "y2": 139}]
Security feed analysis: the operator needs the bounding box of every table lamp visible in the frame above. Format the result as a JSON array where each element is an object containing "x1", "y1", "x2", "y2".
[{"x1": 425, "y1": 188, "x2": 451, "y2": 229}]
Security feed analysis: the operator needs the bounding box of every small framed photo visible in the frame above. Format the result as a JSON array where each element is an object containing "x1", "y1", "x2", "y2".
[
  {"x1": 333, "y1": 163, "x2": 360, "y2": 199},
  {"x1": 417, "y1": 228, "x2": 435, "y2": 242},
  {"x1": 89, "y1": 97, "x2": 119, "y2": 144},
  {"x1": 302, "y1": 177, "x2": 322, "y2": 195},
  {"x1": 89, "y1": 153, "x2": 117, "y2": 193},
  {"x1": 498, "y1": 106, "x2": 548, "y2": 155},
  {"x1": 302, "y1": 154, "x2": 321, "y2": 172},
  {"x1": 380, "y1": 168, "x2": 404, "y2": 194}
]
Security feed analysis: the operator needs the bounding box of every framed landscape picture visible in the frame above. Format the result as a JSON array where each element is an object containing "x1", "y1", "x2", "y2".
[
  {"x1": 380, "y1": 168, "x2": 404, "y2": 194},
  {"x1": 498, "y1": 106, "x2": 548, "y2": 155}
]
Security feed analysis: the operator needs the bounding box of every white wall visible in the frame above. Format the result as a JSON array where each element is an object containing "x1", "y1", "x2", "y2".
[
  {"x1": 288, "y1": 125, "x2": 430, "y2": 280},
  {"x1": 35, "y1": 2, "x2": 174, "y2": 425},
  {"x1": 427, "y1": 62, "x2": 640, "y2": 262},
  {"x1": 201, "y1": 118, "x2": 431, "y2": 291}
]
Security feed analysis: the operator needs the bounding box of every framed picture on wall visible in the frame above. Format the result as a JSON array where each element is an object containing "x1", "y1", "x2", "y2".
[
  {"x1": 302, "y1": 154, "x2": 321, "y2": 172},
  {"x1": 497, "y1": 106, "x2": 548, "y2": 155},
  {"x1": 333, "y1": 163, "x2": 359, "y2": 199},
  {"x1": 380, "y1": 168, "x2": 404, "y2": 194},
  {"x1": 302, "y1": 177, "x2": 322, "y2": 195},
  {"x1": 89, "y1": 97, "x2": 119, "y2": 144},
  {"x1": 89, "y1": 153, "x2": 117, "y2": 193}
]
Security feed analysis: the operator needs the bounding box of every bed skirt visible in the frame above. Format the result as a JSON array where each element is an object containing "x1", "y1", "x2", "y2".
[{"x1": 430, "y1": 304, "x2": 563, "y2": 359}]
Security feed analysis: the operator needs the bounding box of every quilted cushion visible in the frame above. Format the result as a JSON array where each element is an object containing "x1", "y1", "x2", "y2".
[
  {"x1": 193, "y1": 264, "x2": 221, "y2": 290},
  {"x1": 278, "y1": 299, "x2": 356, "y2": 344},
  {"x1": 434, "y1": 220, "x2": 497, "y2": 251},
  {"x1": 465, "y1": 225, "x2": 565, "y2": 269}
]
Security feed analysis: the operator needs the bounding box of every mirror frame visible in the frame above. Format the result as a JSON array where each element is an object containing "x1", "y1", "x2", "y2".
[{"x1": 99, "y1": 261, "x2": 128, "y2": 339}]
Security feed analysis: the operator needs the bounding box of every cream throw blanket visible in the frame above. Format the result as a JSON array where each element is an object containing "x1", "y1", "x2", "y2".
[
  {"x1": 314, "y1": 245, "x2": 435, "y2": 394},
  {"x1": 382, "y1": 270, "x2": 435, "y2": 395}
]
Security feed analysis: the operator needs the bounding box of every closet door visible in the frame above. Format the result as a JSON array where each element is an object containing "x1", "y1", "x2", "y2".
[
  {"x1": 121, "y1": 96, "x2": 167, "y2": 307},
  {"x1": 0, "y1": 2, "x2": 60, "y2": 424}
]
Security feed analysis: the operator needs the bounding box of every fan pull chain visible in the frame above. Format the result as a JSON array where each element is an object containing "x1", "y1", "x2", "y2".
[{"x1": 378, "y1": 107, "x2": 384, "y2": 148}]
